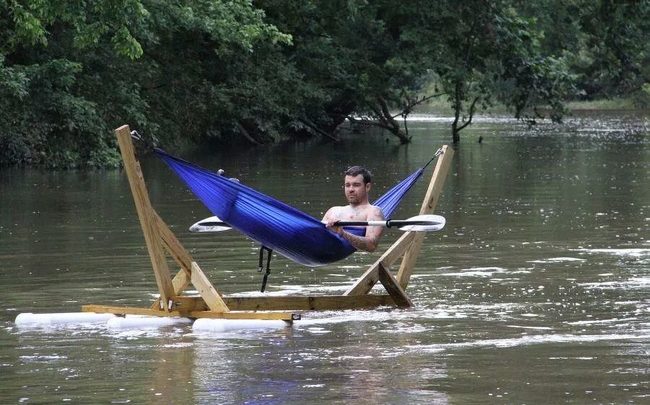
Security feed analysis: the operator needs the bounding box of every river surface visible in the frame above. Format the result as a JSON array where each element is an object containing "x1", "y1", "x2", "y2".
[{"x1": 0, "y1": 111, "x2": 648, "y2": 403}]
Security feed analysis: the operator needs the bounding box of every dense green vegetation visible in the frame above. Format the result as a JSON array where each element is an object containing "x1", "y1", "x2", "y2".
[{"x1": 1, "y1": 0, "x2": 648, "y2": 167}]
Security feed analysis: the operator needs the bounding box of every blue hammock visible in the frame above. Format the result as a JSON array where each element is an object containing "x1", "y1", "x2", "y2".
[{"x1": 155, "y1": 149, "x2": 424, "y2": 267}]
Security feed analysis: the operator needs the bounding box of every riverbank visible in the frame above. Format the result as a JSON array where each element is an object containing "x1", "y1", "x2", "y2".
[
  {"x1": 565, "y1": 97, "x2": 648, "y2": 111},
  {"x1": 418, "y1": 96, "x2": 648, "y2": 116}
]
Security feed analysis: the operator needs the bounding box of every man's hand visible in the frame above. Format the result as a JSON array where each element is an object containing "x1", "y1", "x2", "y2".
[{"x1": 323, "y1": 219, "x2": 343, "y2": 235}]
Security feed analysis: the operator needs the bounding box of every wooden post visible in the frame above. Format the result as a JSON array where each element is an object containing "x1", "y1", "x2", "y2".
[
  {"x1": 396, "y1": 145, "x2": 454, "y2": 288},
  {"x1": 190, "y1": 262, "x2": 229, "y2": 312},
  {"x1": 115, "y1": 125, "x2": 175, "y2": 311}
]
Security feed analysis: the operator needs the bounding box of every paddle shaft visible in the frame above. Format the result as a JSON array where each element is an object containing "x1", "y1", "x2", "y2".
[
  {"x1": 199, "y1": 220, "x2": 439, "y2": 228},
  {"x1": 334, "y1": 219, "x2": 441, "y2": 228},
  {"x1": 196, "y1": 221, "x2": 227, "y2": 227}
]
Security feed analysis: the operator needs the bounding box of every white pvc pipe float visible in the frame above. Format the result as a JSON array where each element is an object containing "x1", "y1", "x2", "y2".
[
  {"x1": 14, "y1": 312, "x2": 116, "y2": 328},
  {"x1": 106, "y1": 315, "x2": 192, "y2": 329},
  {"x1": 14, "y1": 312, "x2": 289, "y2": 332},
  {"x1": 192, "y1": 318, "x2": 290, "y2": 333}
]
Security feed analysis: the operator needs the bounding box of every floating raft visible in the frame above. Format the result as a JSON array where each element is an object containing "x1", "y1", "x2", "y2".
[{"x1": 13, "y1": 125, "x2": 453, "y2": 331}]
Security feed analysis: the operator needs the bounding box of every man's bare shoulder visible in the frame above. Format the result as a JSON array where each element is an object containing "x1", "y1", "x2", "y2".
[
  {"x1": 323, "y1": 205, "x2": 345, "y2": 220},
  {"x1": 325, "y1": 205, "x2": 346, "y2": 214},
  {"x1": 367, "y1": 204, "x2": 385, "y2": 220}
]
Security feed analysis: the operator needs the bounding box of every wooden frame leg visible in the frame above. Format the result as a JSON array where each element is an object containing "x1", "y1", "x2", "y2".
[
  {"x1": 377, "y1": 263, "x2": 412, "y2": 308},
  {"x1": 115, "y1": 125, "x2": 175, "y2": 310},
  {"x1": 396, "y1": 145, "x2": 454, "y2": 289}
]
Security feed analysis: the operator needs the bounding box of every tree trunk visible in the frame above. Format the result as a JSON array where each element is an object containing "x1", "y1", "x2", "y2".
[
  {"x1": 452, "y1": 121, "x2": 461, "y2": 144},
  {"x1": 450, "y1": 80, "x2": 478, "y2": 144},
  {"x1": 451, "y1": 81, "x2": 462, "y2": 144},
  {"x1": 299, "y1": 118, "x2": 339, "y2": 141},
  {"x1": 237, "y1": 121, "x2": 274, "y2": 145},
  {"x1": 375, "y1": 96, "x2": 410, "y2": 143}
]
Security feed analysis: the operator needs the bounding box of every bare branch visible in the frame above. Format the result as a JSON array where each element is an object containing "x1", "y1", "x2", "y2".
[
  {"x1": 237, "y1": 122, "x2": 262, "y2": 145},
  {"x1": 389, "y1": 92, "x2": 447, "y2": 120},
  {"x1": 299, "y1": 118, "x2": 340, "y2": 141},
  {"x1": 457, "y1": 96, "x2": 480, "y2": 132}
]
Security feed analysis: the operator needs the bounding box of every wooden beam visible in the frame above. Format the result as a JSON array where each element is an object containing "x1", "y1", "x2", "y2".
[
  {"x1": 154, "y1": 212, "x2": 193, "y2": 277},
  {"x1": 343, "y1": 214, "x2": 417, "y2": 296},
  {"x1": 86, "y1": 295, "x2": 394, "y2": 314},
  {"x1": 377, "y1": 263, "x2": 413, "y2": 308},
  {"x1": 154, "y1": 216, "x2": 229, "y2": 312},
  {"x1": 344, "y1": 233, "x2": 416, "y2": 295},
  {"x1": 163, "y1": 296, "x2": 207, "y2": 312},
  {"x1": 115, "y1": 125, "x2": 175, "y2": 310},
  {"x1": 189, "y1": 310, "x2": 298, "y2": 321},
  {"x1": 130, "y1": 295, "x2": 395, "y2": 311},
  {"x1": 150, "y1": 269, "x2": 191, "y2": 311},
  {"x1": 396, "y1": 145, "x2": 454, "y2": 289},
  {"x1": 82, "y1": 304, "x2": 298, "y2": 321},
  {"x1": 224, "y1": 294, "x2": 395, "y2": 311},
  {"x1": 149, "y1": 212, "x2": 193, "y2": 310},
  {"x1": 190, "y1": 262, "x2": 229, "y2": 312}
]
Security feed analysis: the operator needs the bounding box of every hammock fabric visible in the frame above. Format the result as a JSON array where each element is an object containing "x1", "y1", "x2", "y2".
[{"x1": 155, "y1": 149, "x2": 424, "y2": 267}]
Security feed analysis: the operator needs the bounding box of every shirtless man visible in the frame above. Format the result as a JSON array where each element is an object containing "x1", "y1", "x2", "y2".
[{"x1": 322, "y1": 166, "x2": 385, "y2": 252}]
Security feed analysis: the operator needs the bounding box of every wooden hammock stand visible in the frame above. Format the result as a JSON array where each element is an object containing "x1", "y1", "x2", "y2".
[{"x1": 82, "y1": 125, "x2": 453, "y2": 323}]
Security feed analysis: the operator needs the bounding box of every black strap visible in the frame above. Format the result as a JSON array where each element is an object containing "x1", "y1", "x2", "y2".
[
  {"x1": 258, "y1": 246, "x2": 273, "y2": 292},
  {"x1": 423, "y1": 147, "x2": 444, "y2": 169}
]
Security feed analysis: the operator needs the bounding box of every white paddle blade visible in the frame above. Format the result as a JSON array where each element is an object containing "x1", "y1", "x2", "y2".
[
  {"x1": 398, "y1": 214, "x2": 446, "y2": 232},
  {"x1": 189, "y1": 216, "x2": 232, "y2": 233}
]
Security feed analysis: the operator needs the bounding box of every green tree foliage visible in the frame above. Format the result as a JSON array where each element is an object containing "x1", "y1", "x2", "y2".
[
  {"x1": 550, "y1": 0, "x2": 649, "y2": 105},
  {"x1": 377, "y1": 0, "x2": 577, "y2": 143},
  {"x1": 0, "y1": 0, "x2": 290, "y2": 167},
  {"x1": 0, "y1": 0, "x2": 647, "y2": 166}
]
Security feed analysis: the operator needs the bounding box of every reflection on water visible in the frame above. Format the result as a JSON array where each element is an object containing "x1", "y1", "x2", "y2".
[{"x1": 1, "y1": 112, "x2": 648, "y2": 403}]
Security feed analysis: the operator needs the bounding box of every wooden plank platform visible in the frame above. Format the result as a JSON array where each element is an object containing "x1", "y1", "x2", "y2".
[
  {"x1": 224, "y1": 295, "x2": 395, "y2": 311},
  {"x1": 82, "y1": 304, "x2": 300, "y2": 321},
  {"x1": 81, "y1": 125, "x2": 453, "y2": 322}
]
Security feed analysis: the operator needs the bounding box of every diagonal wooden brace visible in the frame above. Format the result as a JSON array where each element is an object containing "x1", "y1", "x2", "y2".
[
  {"x1": 377, "y1": 263, "x2": 412, "y2": 308},
  {"x1": 344, "y1": 232, "x2": 416, "y2": 296}
]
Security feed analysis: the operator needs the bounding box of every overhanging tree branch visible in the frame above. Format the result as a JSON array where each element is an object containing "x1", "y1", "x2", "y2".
[{"x1": 457, "y1": 96, "x2": 479, "y2": 132}]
